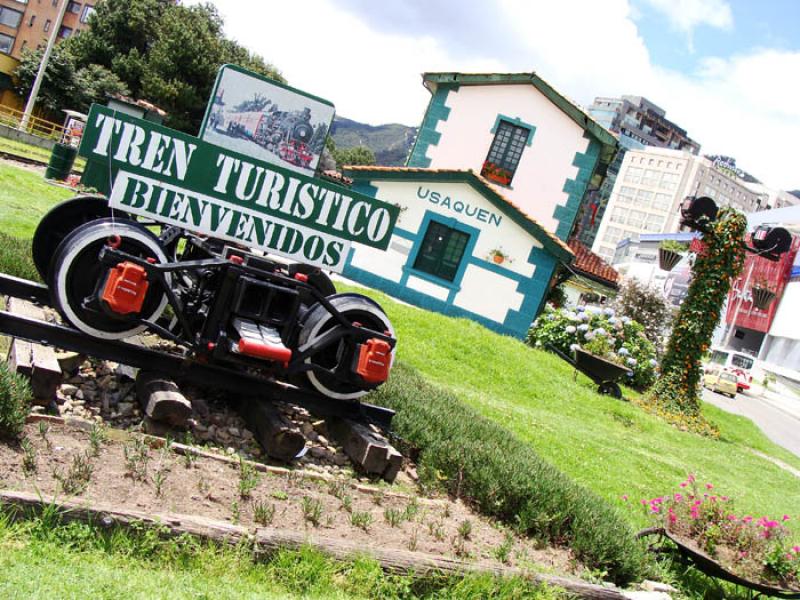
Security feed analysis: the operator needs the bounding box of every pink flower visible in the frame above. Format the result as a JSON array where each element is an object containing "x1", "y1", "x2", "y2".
[
  {"x1": 680, "y1": 482, "x2": 688, "y2": 488},
  {"x1": 782, "y1": 515, "x2": 790, "y2": 521},
  {"x1": 792, "y1": 546, "x2": 800, "y2": 553},
  {"x1": 721, "y1": 496, "x2": 729, "y2": 502},
  {"x1": 740, "y1": 551, "x2": 748, "y2": 558},
  {"x1": 706, "y1": 483, "x2": 714, "y2": 490},
  {"x1": 621, "y1": 495, "x2": 628, "y2": 501},
  {"x1": 743, "y1": 516, "x2": 753, "y2": 523},
  {"x1": 668, "y1": 513, "x2": 677, "y2": 523},
  {"x1": 727, "y1": 514, "x2": 737, "y2": 521},
  {"x1": 688, "y1": 474, "x2": 696, "y2": 483},
  {"x1": 641, "y1": 499, "x2": 647, "y2": 506},
  {"x1": 674, "y1": 493, "x2": 683, "y2": 502}
]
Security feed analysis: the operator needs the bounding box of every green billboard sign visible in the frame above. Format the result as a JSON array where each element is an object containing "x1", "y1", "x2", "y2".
[{"x1": 78, "y1": 105, "x2": 399, "y2": 272}]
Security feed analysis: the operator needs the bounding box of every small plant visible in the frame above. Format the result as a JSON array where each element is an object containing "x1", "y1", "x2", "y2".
[
  {"x1": 153, "y1": 468, "x2": 167, "y2": 498},
  {"x1": 403, "y1": 497, "x2": 420, "y2": 522},
  {"x1": 55, "y1": 452, "x2": 94, "y2": 495},
  {"x1": 253, "y1": 501, "x2": 276, "y2": 526},
  {"x1": 230, "y1": 500, "x2": 240, "y2": 524},
  {"x1": 457, "y1": 519, "x2": 472, "y2": 540},
  {"x1": 442, "y1": 504, "x2": 451, "y2": 519},
  {"x1": 384, "y1": 507, "x2": 404, "y2": 527},
  {"x1": 350, "y1": 510, "x2": 373, "y2": 532},
  {"x1": 123, "y1": 437, "x2": 150, "y2": 482},
  {"x1": 452, "y1": 534, "x2": 469, "y2": 558},
  {"x1": 37, "y1": 421, "x2": 52, "y2": 449},
  {"x1": 21, "y1": 437, "x2": 37, "y2": 474},
  {"x1": 428, "y1": 520, "x2": 446, "y2": 542},
  {"x1": 327, "y1": 479, "x2": 347, "y2": 500},
  {"x1": 341, "y1": 494, "x2": 353, "y2": 513},
  {"x1": 197, "y1": 476, "x2": 210, "y2": 496},
  {"x1": 88, "y1": 423, "x2": 106, "y2": 457},
  {"x1": 0, "y1": 362, "x2": 31, "y2": 440},
  {"x1": 372, "y1": 490, "x2": 385, "y2": 506},
  {"x1": 487, "y1": 247, "x2": 513, "y2": 264},
  {"x1": 660, "y1": 239, "x2": 687, "y2": 253},
  {"x1": 301, "y1": 496, "x2": 323, "y2": 527},
  {"x1": 407, "y1": 527, "x2": 419, "y2": 551},
  {"x1": 271, "y1": 490, "x2": 288, "y2": 501},
  {"x1": 751, "y1": 275, "x2": 776, "y2": 292},
  {"x1": 238, "y1": 457, "x2": 260, "y2": 499},
  {"x1": 182, "y1": 450, "x2": 197, "y2": 469},
  {"x1": 494, "y1": 533, "x2": 514, "y2": 564}
]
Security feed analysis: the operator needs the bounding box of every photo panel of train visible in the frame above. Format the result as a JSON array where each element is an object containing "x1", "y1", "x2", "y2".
[{"x1": 200, "y1": 65, "x2": 336, "y2": 177}]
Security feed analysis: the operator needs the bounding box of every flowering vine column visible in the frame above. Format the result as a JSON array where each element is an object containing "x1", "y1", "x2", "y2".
[{"x1": 645, "y1": 207, "x2": 747, "y2": 428}]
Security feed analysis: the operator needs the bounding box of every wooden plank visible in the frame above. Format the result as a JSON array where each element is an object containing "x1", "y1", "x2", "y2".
[
  {"x1": 326, "y1": 417, "x2": 392, "y2": 476},
  {"x1": 0, "y1": 489, "x2": 632, "y2": 599},
  {"x1": 5, "y1": 297, "x2": 61, "y2": 403},
  {"x1": 237, "y1": 399, "x2": 305, "y2": 462},
  {"x1": 135, "y1": 371, "x2": 192, "y2": 427}
]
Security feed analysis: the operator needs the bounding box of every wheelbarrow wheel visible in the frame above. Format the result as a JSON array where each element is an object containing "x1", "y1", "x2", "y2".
[{"x1": 598, "y1": 381, "x2": 622, "y2": 398}]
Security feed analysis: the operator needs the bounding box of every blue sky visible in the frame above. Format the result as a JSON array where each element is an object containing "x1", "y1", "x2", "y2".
[{"x1": 189, "y1": 0, "x2": 800, "y2": 190}]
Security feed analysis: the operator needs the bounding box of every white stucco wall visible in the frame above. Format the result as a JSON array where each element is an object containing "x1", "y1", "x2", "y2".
[
  {"x1": 423, "y1": 84, "x2": 592, "y2": 234},
  {"x1": 347, "y1": 178, "x2": 547, "y2": 326}
]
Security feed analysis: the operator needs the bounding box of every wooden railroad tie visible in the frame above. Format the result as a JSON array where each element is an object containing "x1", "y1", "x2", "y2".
[{"x1": 326, "y1": 416, "x2": 403, "y2": 483}]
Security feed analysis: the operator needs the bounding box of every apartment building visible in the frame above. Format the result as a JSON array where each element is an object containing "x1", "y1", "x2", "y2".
[
  {"x1": 0, "y1": 0, "x2": 95, "y2": 59},
  {"x1": 590, "y1": 147, "x2": 767, "y2": 262}
]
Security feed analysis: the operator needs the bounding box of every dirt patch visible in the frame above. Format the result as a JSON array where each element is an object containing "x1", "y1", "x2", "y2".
[{"x1": 0, "y1": 420, "x2": 579, "y2": 574}]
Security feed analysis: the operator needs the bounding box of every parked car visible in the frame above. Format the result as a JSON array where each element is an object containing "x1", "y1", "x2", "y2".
[
  {"x1": 703, "y1": 368, "x2": 738, "y2": 398},
  {"x1": 704, "y1": 347, "x2": 754, "y2": 393}
]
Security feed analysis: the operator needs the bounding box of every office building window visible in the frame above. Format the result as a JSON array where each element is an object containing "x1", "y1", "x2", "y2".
[
  {"x1": 653, "y1": 193, "x2": 671, "y2": 211},
  {"x1": 44, "y1": 19, "x2": 51, "y2": 32},
  {"x1": 0, "y1": 6, "x2": 23, "y2": 28},
  {"x1": 67, "y1": 1, "x2": 82, "y2": 13},
  {"x1": 624, "y1": 166, "x2": 643, "y2": 184},
  {"x1": 80, "y1": 5, "x2": 95, "y2": 23},
  {"x1": 627, "y1": 210, "x2": 646, "y2": 228},
  {"x1": 660, "y1": 172, "x2": 680, "y2": 190},
  {"x1": 609, "y1": 207, "x2": 627, "y2": 224},
  {"x1": 481, "y1": 120, "x2": 530, "y2": 186},
  {"x1": 58, "y1": 25, "x2": 73, "y2": 38},
  {"x1": 635, "y1": 189, "x2": 653, "y2": 207},
  {"x1": 0, "y1": 32, "x2": 14, "y2": 54},
  {"x1": 617, "y1": 186, "x2": 635, "y2": 204},
  {"x1": 642, "y1": 169, "x2": 659, "y2": 186},
  {"x1": 604, "y1": 226, "x2": 624, "y2": 245},
  {"x1": 413, "y1": 221, "x2": 470, "y2": 282},
  {"x1": 643, "y1": 214, "x2": 664, "y2": 232}
]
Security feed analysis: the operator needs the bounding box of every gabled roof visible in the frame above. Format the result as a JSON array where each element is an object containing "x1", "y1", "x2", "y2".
[
  {"x1": 567, "y1": 240, "x2": 619, "y2": 289},
  {"x1": 343, "y1": 165, "x2": 574, "y2": 263},
  {"x1": 422, "y1": 72, "x2": 618, "y2": 167}
]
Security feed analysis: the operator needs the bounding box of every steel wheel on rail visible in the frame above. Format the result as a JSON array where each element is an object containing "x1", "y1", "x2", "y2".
[
  {"x1": 49, "y1": 219, "x2": 170, "y2": 340},
  {"x1": 296, "y1": 294, "x2": 395, "y2": 400}
]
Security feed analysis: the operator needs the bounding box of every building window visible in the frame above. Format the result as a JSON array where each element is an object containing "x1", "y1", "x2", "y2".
[
  {"x1": 660, "y1": 172, "x2": 679, "y2": 190},
  {"x1": 44, "y1": 19, "x2": 51, "y2": 32},
  {"x1": 617, "y1": 186, "x2": 635, "y2": 204},
  {"x1": 481, "y1": 120, "x2": 530, "y2": 186},
  {"x1": 624, "y1": 166, "x2": 642, "y2": 184},
  {"x1": 609, "y1": 207, "x2": 627, "y2": 224},
  {"x1": 627, "y1": 210, "x2": 646, "y2": 228},
  {"x1": 28, "y1": 15, "x2": 34, "y2": 26},
  {"x1": 653, "y1": 193, "x2": 671, "y2": 211},
  {"x1": 0, "y1": 32, "x2": 14, "y2": 54},
  {"x1": 413, "y1": 221, "x2": 470, "y2": 282},
  {"x1": 642, "y1": 169, "x2": 659, "y2": 186},
  {"x1": 0, "y1": 6, "x2": 23, "y2": 28},
  {"x1": 80, "y1": 5, "x2": 95, "y2": 23},
  {"x1": 67, "y1": 1, "x2": 82, "y2": 13},
  {"x1": 58, "y1": 25, "x2": 73, "y2": 38},
  {"x1": 604, "y1": 226, "x2": 624, "y2": 245},
  {"x1": 643, "y1": 214, "x2": 664, "y2": 232},
  {"x1": 635, "y1": 189, "x2": 653, "y2": 207}
]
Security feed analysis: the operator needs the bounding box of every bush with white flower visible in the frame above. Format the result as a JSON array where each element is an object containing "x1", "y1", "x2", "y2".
[{"x1": 527, "y1": 306, "x2": 658, "y2": 390}]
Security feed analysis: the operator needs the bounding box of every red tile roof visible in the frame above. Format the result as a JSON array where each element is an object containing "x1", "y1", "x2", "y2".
[{"x1": 567, "y1": 240, "x2": 619, "y2": 288}]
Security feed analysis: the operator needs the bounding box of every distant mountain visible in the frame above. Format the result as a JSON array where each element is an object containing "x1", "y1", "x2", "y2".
[
  {"x1": 331, "y1": 117, "x2": 417, "y2": 167},
  {"x1": 790, "y1": 190, "x2": 800, "y2": 201}
]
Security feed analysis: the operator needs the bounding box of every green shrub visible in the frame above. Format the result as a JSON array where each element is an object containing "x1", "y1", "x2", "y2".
[
  {"x1": 0, "y1": 233, "x2": 40, "y2": 282},
  {"x1": 372, "y1": 363, "x2": 648, "y2": 585},
  {"x1": 0, "y1": 360, "x2": 31, "y2": 439},
  {"x1": 527, "y1": 305, "x2": 658, "y2": 390}
]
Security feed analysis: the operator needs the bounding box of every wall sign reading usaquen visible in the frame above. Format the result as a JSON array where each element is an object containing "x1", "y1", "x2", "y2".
[{"x1": 78, "y1": 105, "x2": 399, "y2": 272}]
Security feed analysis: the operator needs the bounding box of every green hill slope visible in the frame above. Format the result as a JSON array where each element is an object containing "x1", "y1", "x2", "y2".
[{"x1": 331, "y1": 117, "x2": 416, "y2": 166}]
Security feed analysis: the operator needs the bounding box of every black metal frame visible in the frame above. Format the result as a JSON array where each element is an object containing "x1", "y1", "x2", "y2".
[{"x1": 0, "y1": 273, "x2": 395, "y2": 428}]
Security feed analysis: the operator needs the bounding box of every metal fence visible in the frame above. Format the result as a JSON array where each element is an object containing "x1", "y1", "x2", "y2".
[{"x1": 0, "y1": 105, "x2": 64, "y2": 140}]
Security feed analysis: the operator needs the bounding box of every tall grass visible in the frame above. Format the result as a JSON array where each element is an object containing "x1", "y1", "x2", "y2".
[
  {"x1": 0, "y1": 233, "x2": 40, "y2": 282},
  {"x1": 0, "y1": 360, "x2": 31, "y2": 440}
]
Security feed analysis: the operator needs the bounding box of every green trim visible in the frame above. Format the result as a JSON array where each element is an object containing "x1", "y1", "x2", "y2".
[
  {"x1": 552, "y1": 133, "x2": 601, "y2": 241},
  {"x1": 422, "y1": 72, "x2": 618, "y2": 168},
  {"x1": 344, "y1": 168, "x2": 574, "y2": 263},
  {"x1": 198, "y1": 63, "x2": 335, "y2": 137},
  {"x1": 490, "y1": 114, "x2": 535, "y2": 147},
  {"x1": 407, "y1": 84, "x2": 456, "y2": 168}
]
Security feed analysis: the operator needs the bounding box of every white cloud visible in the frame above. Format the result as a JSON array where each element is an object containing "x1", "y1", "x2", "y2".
[
  {"x1": 188, "y1": 0, "x2": 798, "y2": 190},
  {"x1": 640, "y1": 0, "x2": 733, "y2": 33}
]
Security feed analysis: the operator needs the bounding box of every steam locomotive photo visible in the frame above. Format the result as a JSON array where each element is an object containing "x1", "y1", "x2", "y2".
[{"x1": 218, "y1": 106, "x2": 317, "y2": 168}]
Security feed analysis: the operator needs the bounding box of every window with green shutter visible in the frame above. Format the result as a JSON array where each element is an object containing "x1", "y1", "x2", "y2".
[
  {"x1": 413, "y1": 221, "x2": 470, "y2": 282},
  {"x1": 481, "y1": 120, "x2": 530, "y2": 185}
]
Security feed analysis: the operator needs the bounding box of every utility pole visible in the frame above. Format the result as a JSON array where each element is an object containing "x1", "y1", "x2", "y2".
[{"x1": 19, "y1": 0, "x2": 70, "y2": 132}]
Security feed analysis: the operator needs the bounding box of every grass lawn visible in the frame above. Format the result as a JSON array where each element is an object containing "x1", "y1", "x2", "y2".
[
  {"x1": 0, "y1": 137, "x2": 86, "y2": 171},
  {"x1": 0, "y1": 164, "x2": 73, "y2": 239},
  {"x1": 0, "y1": 161, "x2": 797, "y2": 543}
]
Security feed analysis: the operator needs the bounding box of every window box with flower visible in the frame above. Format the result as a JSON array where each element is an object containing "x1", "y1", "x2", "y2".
[{"x1": 481, "y1": 160, "x2": 513, "y2": 186}]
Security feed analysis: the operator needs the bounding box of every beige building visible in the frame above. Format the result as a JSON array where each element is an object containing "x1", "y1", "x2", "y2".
[
  {"x1": 591, "y1": 147, "x2": 767, "y2": 261},
  {"x1": 0, "y1": 0, "x2": 95, "y2": 59}
]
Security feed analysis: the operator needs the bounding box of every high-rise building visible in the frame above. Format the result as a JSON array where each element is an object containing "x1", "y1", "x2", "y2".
[
  {"x1": 0, "y1": 1, "x2": 96, "y2": 60},
  {"x1": 591, "y1": 146, "x2": 767, "y2": 262},
  {"x1": 573, "y1": 95, "x2": 700, "y2": 247}
]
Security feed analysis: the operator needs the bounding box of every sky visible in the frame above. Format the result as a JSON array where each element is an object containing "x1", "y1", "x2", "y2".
[{"x1": 187, "y1": 0, "x2": 800, "y2": 191}]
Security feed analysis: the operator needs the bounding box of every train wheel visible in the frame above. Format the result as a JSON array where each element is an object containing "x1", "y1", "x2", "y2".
[
  {"x1": 296, "y1": 294, "x2": 394, "y2": 400},
  {"x1": 31, "y1": 195, "x2": 126, "y2": 280},
  {"x1": 50, "y1": 219, "x2": 170, "y2": 340}
]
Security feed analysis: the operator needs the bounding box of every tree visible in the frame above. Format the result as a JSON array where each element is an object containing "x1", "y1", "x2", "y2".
[
  {"x1": 614, "y1": 279, "x2": 671, "y2": 352},
  {"x1": 14, "y1": 45, "x2": 79, "y2": 115},
  {"x1": 333, "y1": 145, "x2": 376, "y2": 167}
]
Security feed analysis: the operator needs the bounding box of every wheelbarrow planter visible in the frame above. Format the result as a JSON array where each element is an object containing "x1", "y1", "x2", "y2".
[
  {"x1": 546, "y1": 344, "x2": 632, "y2": 398},
  {"x1": 637, "y1": 527, "x2": 800, "y2": 599}
]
